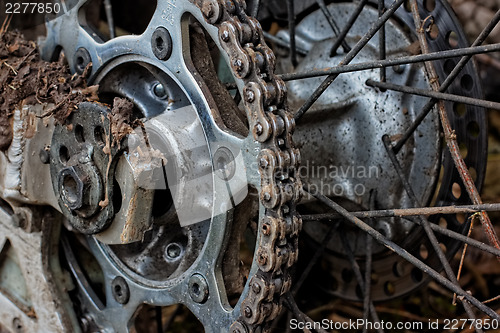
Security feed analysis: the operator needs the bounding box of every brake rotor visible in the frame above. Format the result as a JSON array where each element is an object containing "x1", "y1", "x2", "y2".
[{"x1": 276, "y1": 0, "x2": 487, "y2": 301}]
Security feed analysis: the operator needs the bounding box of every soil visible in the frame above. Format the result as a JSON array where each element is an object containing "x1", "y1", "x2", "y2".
[
  {"x1": 0, "y1": 30, "x2": 98, "y2": 150},
  {"x1": 109, "y1": 97, "x2": 135, "y2": 146},
  {"x1": 190, "y1": 25, "x2": 249, "y2": 137}
]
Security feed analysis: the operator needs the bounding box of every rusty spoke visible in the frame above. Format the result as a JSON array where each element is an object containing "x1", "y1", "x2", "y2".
[
  {"x1": 303, "y1": 183, "x2": 500, "y2": 320},
  {"x1": 316, "y1": 0, "x2": 351, "y2": 53},
  {"x1": 293, "y1": 0, "x2": 405, "y2": 122},
  {"x1": 407, "y1": 0, "x2": 500, "y2": 255},
  {"x1": 280, "y1": 43, "x2": 500, "y2": 81},
  {"x1": 366, "y1": 79, "x2": 500, "y2": 110},
  {"x1": 392, "y1": 7, "x2": 500, "y2": 153},
  {"x1": 287, "y1": 0, "x2": 298, "y2": 67}
]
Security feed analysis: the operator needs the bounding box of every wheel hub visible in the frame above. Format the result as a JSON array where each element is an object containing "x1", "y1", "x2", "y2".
[{"x1": 276, "y1": 0, "x2": 488, "y2": 301}]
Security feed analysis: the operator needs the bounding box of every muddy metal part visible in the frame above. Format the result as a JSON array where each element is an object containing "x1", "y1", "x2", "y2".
[
  {"x1": 0, "y1": 207, "x2": 78, "y2": 333},
  {"x1": 30, "y1": 0, "x2": 302, "y2": 332},
  {"x1": 0, "y1": 103, "x2": 81, "y2": 332},
  {"x1": 0, "y1": 105, "x2": 59, "y2": 209},
  {"x1": 0, "y1": 0, "x2": 495, "y2": 332},
  {"x1": 50, "y1": 102, "x2": 119, "y2": 235}
]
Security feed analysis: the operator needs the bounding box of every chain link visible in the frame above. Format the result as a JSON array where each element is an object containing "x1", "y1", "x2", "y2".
[{"x1": 192, "y1": 0, "x2": 302, "y2": 331}]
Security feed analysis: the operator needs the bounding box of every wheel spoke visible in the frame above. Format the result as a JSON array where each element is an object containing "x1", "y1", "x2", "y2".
[
  {"x1": 291, "y1": 222, "x2": 339, "y2": 296},
  {"x1": 287, "y1": 0, "x2": 298, "y2": 67},
  {"x1": 383, "y1": 132, "x2": 481, "y2": 325},
  {"x1": 316, "y1": 0, "x2": 351, "y2": 53},
  {"x1": 378, "y1": 0, "x2": 386, "y2": 82},
  {"x1": 407, "y1": 0, "x2": 500, "y2": 255},
  {"x1": 302, "y1": 183, "x2": 500, "y2": 320},
  {"x1": 306, "y1": 210, "x2": 500, "y2": 258},
  {"x1": 366, "y1": 79, "x2": 500, "y2": 110},
  {"x1": 103, "y1": 0, "x2": 116, "y2": 39},
  {"x1": 61, "y1": 234, "x2": 104, "y2": 314},
  {"x1": 280, "y1": 43, "x2": 500, "y2": 81},
  {"x1": 284, "y1": 293, "x2": 330, "y2": 333},
  {"x1": 363, "y1": 231, "x2": 374, "y2": 333},
  {"x1": 293, "y1": 0, "x2": 405, "y2": 122},
  {"x1": 330, "y1": 0, "x2": 368, "y2": 56},
  {"x1": 163, "y1": 305, "x2": 182, "y2": 332},
  {"x1": 155, "y1": 306, "x2": 163, "y2": 333},
  {"x1": 302, "y1": 203, "x2": 500, "y2": 220},
  {"x1": 339, "y1": 227, "x2": 383, "y2": 332},
  {"x1": 363, "y1": 193, "x2": 376, "y2": 333},
  {"x1": 392, "y1": 8, "x2": 500, "y2": 153},
  {"x1": 249, "y1": 0, "x2": 261, "y2": 18},
  {"x1": 263, "y1": 32, "x2": 308, "y2": 56}
]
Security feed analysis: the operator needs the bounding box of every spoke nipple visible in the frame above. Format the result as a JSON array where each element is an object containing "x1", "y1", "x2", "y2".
[{"x1": 244, "y1": 306, "x2": 253, "y2": 318}]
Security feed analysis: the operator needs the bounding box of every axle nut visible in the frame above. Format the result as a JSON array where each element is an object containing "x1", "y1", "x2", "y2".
[{"x1": 59, "y1": 166, "x2": 86, "y2": 211}]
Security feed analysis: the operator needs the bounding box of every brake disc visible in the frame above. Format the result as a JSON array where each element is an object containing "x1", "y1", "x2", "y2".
[
  {"x1": 275, "y1": 0, "x2": 487, "y2": 301},
  {"x1": 35, "y1": 0, "x2": 302, "y2": 332}
]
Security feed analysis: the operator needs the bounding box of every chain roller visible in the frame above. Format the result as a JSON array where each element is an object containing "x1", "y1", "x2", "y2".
[{"x1": 191, "y1": 0, "x2": 303, "y2": 331}]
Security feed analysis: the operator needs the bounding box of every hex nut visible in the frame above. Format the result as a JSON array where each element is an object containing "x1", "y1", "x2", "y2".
[{"x1": 59, "y1": 167, "x2": 85, "y2": 211}]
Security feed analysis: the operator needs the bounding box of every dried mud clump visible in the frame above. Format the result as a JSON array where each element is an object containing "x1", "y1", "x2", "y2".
[
  {"x1": 0, "y1": 31, "x2": 98, "y2": 150},
  {"x1": 110, "y1": 97, "x2": 135, "y2": 146}
]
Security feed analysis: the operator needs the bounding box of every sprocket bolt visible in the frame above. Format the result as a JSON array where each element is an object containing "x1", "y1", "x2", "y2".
[
  {"x1": 152, "y1": 27, "x2": 173, "y2": 60},
  {"x1": 111, "y1": 276, "x2": 130, "y2": 305},
  {"x1": 188, "y1": 274, "x2": 209, "y2": 303},
  {"x1": 74, "y1": 47, "x2": 92, "y2": 75}
]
